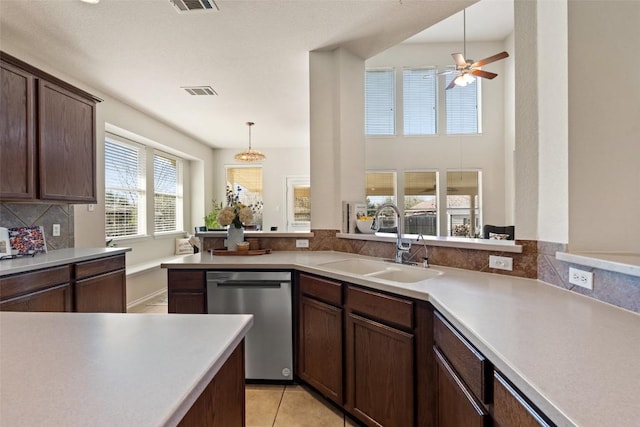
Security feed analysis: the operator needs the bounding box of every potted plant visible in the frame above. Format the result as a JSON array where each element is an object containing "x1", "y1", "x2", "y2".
[{"x1": 204, "y1": 199, "x2": 225, "y2": 230}]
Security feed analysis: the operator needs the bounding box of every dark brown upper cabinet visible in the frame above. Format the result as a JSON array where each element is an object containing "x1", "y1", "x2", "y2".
[{"x1": 0, "y1": 52, "x2": 101, "y2": 203}]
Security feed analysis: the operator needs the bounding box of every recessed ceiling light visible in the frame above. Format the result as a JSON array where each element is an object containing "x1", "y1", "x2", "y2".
[{"x1": 80, "y1": 0, "x2": 100, "y2": 4}]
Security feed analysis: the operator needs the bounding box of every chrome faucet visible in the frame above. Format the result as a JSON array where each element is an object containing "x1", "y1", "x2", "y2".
[{"x1": 372, "y1": 203, "x2": 411, "y2": 264}]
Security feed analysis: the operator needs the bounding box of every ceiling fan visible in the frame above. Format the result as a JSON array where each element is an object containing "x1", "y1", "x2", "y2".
[{"x1": 441, "y1": 9, "x2": 509, "y2": 90}]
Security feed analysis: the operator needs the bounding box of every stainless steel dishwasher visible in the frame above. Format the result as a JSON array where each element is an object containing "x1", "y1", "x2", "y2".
[{"x1": 206, "y1": 271, "x2": 293, "y2": 381}]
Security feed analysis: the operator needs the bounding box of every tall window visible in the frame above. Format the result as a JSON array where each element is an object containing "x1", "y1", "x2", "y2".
[
  {"x1": 403, "y1": 68, "x2": 437, "y2": 135},
  {"x1": 154, "y1": 152, "x2": 183, "y2": 233},
  {"x1": 105, "y1": 139, "x2": 146, "y2": 238},
  {"x1": 445, "y1": 71, "x2": 481, "y2": 134},
  {"x1": 404, "y1": 171, "x2": 438, "y2": 235},
  {"x1": 365, "y1": 171, "x2": 397, "y2": 228},
  {"x1": 286, "y1": 176, "x2": 310, "y2": 232},
  {"x1": 226, "y1": 166, "x2": 263, "y2": 229},
  {"x1": 446, "y1": 170, "x2": 482, "y2": 237},
  {"x1": 365, "y1": 69, "x2": 395, "y2": 136}
]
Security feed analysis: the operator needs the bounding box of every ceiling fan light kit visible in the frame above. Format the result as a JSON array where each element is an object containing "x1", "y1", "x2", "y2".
[
  {"x1": 234, "y1": 121, "x2": 266, "y2": 162},
  {"x1": 443, "y1": 8, "x2": 509, "y2": 90}
]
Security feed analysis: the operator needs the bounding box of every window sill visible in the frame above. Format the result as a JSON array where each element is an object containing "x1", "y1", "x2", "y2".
[{"x1": 336, "y1": 232, "x2": 523, "y2": 253}]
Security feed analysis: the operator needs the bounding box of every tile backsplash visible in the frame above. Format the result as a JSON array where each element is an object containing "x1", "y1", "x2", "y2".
[{"x1": 0, "y1": 203, "x2": 74, "y2": 251}]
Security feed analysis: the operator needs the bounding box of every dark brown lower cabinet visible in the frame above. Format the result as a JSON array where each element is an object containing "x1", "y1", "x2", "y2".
[
  {"x1": 298, "y1": 295, "x2": 343, "y2": 405},
  {"x1": 75, "y1": 269, "x2": 126, "y2": 313},
  {"x1": 435, "y1": 347, "x2": 489, "y2": 427},
  {"x1": 346, "y1": 312, "x2": 414, "y2": 427},
  {"x1": 493, "y1": 371, "x2": 552, "y2": 427},
  {"x1": 0, "y1": 283, "x2": 72, "y2": 312},
  {"x1": 168, "y1": 270, "x2": 206, "y2": 314},
  {"x1": 178, "y1": 340, "x2": 245, "y2": 427}
]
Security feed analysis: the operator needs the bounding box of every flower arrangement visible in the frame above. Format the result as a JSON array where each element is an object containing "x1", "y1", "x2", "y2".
[{"x1": 217, "y1": 185, "x2": 254, "y2": 229}]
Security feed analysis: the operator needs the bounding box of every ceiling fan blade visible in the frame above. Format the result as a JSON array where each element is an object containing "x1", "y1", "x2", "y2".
[
  {"x1": 452, "y1": 53, "x2": 467, "y2": 68},
  {"x1": 471, "y1": 69, "x2": 498, "y2": 80},
  {"x1": 446, "y1": 78, "x2": 458, "y2": 90},
  {"x1": 472, "y1": 51, "x2": 509, "y2": 68}
]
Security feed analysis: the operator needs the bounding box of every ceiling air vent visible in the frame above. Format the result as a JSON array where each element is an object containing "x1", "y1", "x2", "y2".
[
  {"x1": 182, "y1": 86, "x2": 218, "y2": 96},
  {"x1": 170, "y1": 0, "x2": 219, "y2": 13}
]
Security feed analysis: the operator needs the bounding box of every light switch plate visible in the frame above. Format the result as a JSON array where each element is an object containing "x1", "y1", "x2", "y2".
[{"x1": 489, "y1": 255, "x2": 513, "y2": 271}]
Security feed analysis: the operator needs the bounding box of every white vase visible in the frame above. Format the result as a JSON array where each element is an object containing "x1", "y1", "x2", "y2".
[{"x1": 227, "y1": 226, "x2": 244, "y2": 251}]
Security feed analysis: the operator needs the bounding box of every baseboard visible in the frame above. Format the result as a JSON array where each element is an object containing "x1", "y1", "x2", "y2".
[{"x1": 127, "y1": 288, "x2": 167, "y2": 310}]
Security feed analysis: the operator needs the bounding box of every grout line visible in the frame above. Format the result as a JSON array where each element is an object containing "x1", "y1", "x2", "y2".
[{"x1": 272, "y1": 385, "x2": 286, "y2": 427}]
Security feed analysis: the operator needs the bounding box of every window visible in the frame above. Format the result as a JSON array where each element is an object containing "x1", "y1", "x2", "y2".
[
  {"x1": 446, "y1": 171, "x2": 482, "y2": 237},
  {"x1": 105, "y1": 138, "x2": 146, "y2": 238},
  {"x1": 153, "y1": 152, "x2": 183, "y2": 233},
  {"x1": 403, "y1": 68, "x2": 437, "y2": 135},
  {"x1": 445, "y1": 71, "x2": 481, "y2": 134},
  {"x1": 404, "y1": 171, "x2": 438, "y2": 235},
  {"x1": 365, "y1": 171, "x2": 396, "y2": 228},
  {"x1": 365, "y1": 69, "x2": 395, "y2": 136},
  {"x1": 226, "y1": 166, "x2": 263, "y2": 229},
  {"x1": 286, "y1": 176, "x2": 310, "y2": 232}
]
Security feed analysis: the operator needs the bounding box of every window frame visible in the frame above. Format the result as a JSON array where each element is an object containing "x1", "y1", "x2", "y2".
[
  {"x1": 365, "y1": 68, "x2": 396, "y2": 136},
  {"x1": 153, "y1": 150, "x2": 184, "y2": 235},
  {"x1": 444, "y1": 68, "x2": 482, "y2": 135},
  {"x1": 402, "y1": 67, "x2": 438, "y2": 136}
]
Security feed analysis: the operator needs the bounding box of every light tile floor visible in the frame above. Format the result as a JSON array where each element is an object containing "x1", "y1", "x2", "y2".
[{"x1": 128, "y1": 293, "x2": 360, "y2": 426}]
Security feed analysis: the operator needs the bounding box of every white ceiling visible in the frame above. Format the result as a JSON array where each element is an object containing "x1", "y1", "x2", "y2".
[{"x1": 0, "y1": 0, "x2": 512, "y2": 151}]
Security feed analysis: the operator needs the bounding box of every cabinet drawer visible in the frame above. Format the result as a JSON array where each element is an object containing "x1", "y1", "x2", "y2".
[
  {"x1": 434, "y1": 311, "x2": 491, "y2": 404},
  {"x1": 346, "y1": 285, "x2": 413, "y2": 329},
  {"x1": 168, "y1": 270, "x2": 205, "y2": 291},
  {"x1": 0, "y1": 283, "x2": 72, "y2": 312},
  {"x1": 299, "y1": 273, "x2": 342, "y2": 306},
  {"x1": 0, "y1": 266, "x2": 70, "y2": 300},
  {"x1": 75, "y1": 255, "x2": 125, "y2": 279}
]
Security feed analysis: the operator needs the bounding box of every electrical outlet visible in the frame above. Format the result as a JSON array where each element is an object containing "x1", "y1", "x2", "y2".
[
  {"x1": 296, "y1": 239, "x2": 309, "y2": 248},
  {"x1": 489, "y1": 255, "x2": 513, "y2": 271},
  {"x1": 52, "y1": 224, "x2": 61, "y2": 237},
  {"x1": 569, "y1": 267, "x2": 593, "y2": 290}
]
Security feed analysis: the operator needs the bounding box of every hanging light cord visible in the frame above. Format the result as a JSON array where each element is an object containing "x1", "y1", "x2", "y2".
[{"x1": 247, "y1": 121, "x2": 254, "y2": 150}]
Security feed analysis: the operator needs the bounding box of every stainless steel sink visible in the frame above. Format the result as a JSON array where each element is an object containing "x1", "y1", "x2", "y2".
[{"x1": 319, "y1": 258, "x2": 442, "y2": 284}]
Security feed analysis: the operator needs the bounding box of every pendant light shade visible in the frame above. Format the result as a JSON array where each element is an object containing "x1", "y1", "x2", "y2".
[{"x1": 234, "y1": 121, "x2": 266, "y2": 162}]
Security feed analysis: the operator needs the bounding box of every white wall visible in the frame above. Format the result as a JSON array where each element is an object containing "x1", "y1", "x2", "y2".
[
  {"x1": 568, "y1": 0, "x2": 640, "y2": 253},
  {"x1": 365, "y1": 41, "x2": 510, "y2": 234},
  {"x1": 212, "y1": 147, "x2": 310, "y2": 232}
]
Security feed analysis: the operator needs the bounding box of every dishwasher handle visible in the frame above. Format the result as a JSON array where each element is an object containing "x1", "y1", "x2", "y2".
[{"x1": 214, "y1": 280, "x2": 284, "y2": 289}]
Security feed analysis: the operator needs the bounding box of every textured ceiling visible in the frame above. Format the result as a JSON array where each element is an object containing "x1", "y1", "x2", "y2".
[{"x1": 0, "y1": 0, "x2": 517, "y2": 150}]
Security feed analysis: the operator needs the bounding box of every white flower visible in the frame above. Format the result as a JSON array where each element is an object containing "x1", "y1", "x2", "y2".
[
  {"x1": 217, "y1": 207, "x2": 236, "y2": 226},
  {"x1": 238, "y1": 207, "x2": 253, "y2": 224}
]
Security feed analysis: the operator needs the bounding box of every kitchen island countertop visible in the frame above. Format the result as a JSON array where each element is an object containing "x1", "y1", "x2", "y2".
[
  {"x1": 163, "y1": 250, "x2": 640, "y2": 427},
  {"x1": 0, "y1": 312, "x2": 252, "y2": 426}
]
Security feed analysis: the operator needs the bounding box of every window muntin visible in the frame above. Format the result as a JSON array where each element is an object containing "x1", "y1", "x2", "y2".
[
  {"x1": 403, "y1": 68, "x2": 437, "y2": 135},
  {"x1": 445, "y1": 71, "x2": 481, "y2": 134},
  {"x1": 365, "y1": 69, "x2": 395, "y2": 136},
  {"x1": 105, "y1": 139, "x2": 146, "y2": 239},
  {"x1": 404, "y1": 171, "x2": 438, "y2": 236},
  {"x1": 153, "y1": 152, "x2": 183, "y2": 234},
  {"x1": 226, "y1": 166, "x2": 263, "y2": 229},
  {"x1": 446, "y1": 170, "x2": 482, "y2": 237}
]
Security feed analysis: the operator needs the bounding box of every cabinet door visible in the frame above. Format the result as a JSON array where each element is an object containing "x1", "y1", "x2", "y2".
[
  {"x1": 298, "y1": 295, "x2": 343, "y2": 405},
  {"x1": 493, "y1": 371, "x2": 552, "y2": 427},
  {"x1": 169, "y1": 292, "x2": 206, "y2": 314},
  {"x1": 0, "y1": 60, "x2": 35, "y2": 200},
  {"x1": 434, "y1": 348, "x2": 489, "y2": 427},
  {"x1": 168, "y1": 270, "x2": 206, "y2": 314},
  {"x1": 38, "y1": 79, "x2": 96, "y2": 203},
  {"x1": 75, "y1": 269, "x2": 126, "y2": 313},
  {"x1": 346, "y1": 312, "x2": 414, "y2": 427},
  {"x1": 0, "y1": 283, "x2": 72, "y2": 312}
]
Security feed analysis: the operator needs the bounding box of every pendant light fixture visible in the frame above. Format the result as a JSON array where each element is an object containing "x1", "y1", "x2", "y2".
[{"x1": 234, "y1": 121, "x2": 266, "y2": 162}]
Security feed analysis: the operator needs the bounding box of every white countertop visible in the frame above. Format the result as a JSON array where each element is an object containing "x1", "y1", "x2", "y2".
[
  {"x1": 0, "y1": 247, "x2": 131, "y2": 276},
  {"x1": 0, "y1": 312, "x2": 253, "y2": 427},
  {"x1": 163, "y1": 250, "x2": 640, "y2": 427}
]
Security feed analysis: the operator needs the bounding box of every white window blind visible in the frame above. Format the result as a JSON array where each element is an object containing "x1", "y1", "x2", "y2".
[
  {"x1": 105, "y1": 139, "x2": 146, "y2": 238},
  {"x1": 403, "y1": 68, "x2": 437, "y2": 135},
  {"x1": 154, "y1": 152, "x2": 183, "y2": 233},
  {"x1": 445, "y1": 71, "x2": 480, "y2": 134},
  {"x1": 365, "y1": 69, "x2": 395, "y2": 136}
]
